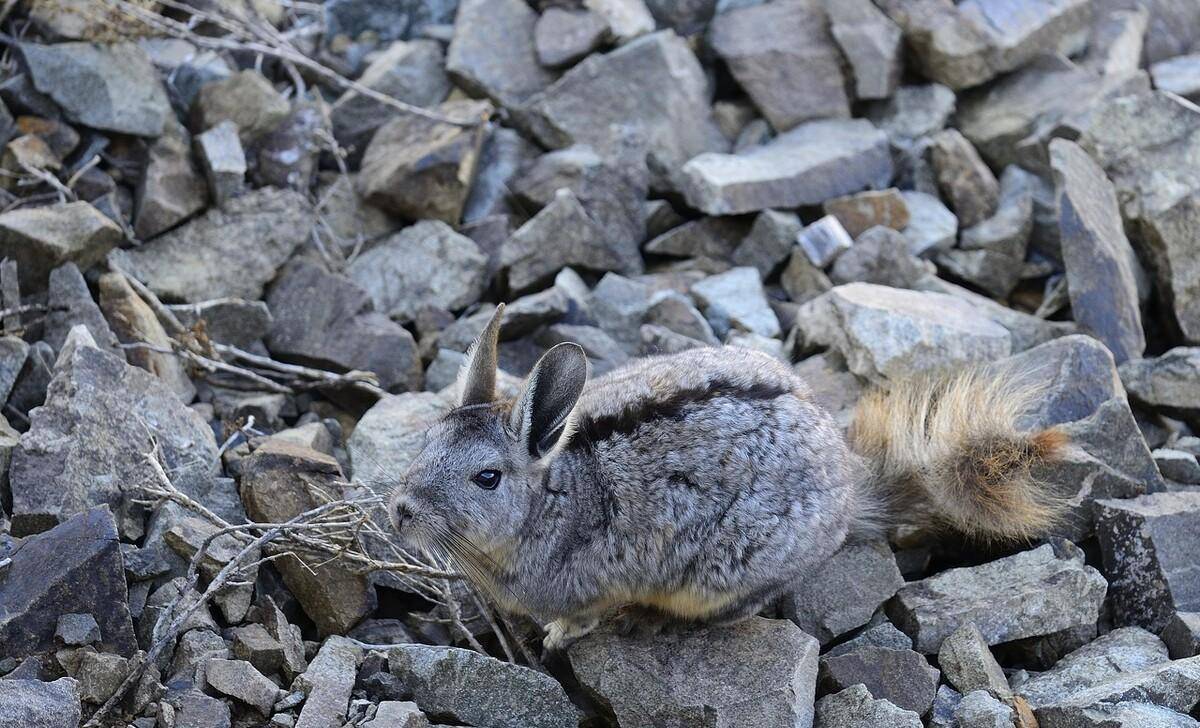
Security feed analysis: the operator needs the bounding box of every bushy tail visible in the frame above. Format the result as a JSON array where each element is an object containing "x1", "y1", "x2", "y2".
[{"x1": 848, "y1": 369, "x2": 1068, "y2": 541}]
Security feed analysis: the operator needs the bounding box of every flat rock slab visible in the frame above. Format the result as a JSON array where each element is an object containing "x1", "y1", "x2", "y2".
[
  {"x1": 818, "y1": 646, "x2": 941, "y2": 715},
  {"x1": 1120, "y1": 347, "x2": 1200, "y2": 425},
  {"x1": 1018, "y1": 626, "x2": 1170, "y2": 709},
  {"x1": 0, "y1": 201, "x2": 123, "y2": 292},
  {"x1": 295, "y1": 637, "x2": 362, "y2": 728},
  {"x1": 569, "y1": 617, "x2": 818, "y2": 728},
  {"x1": 1034, "y1": 655, "x2": 1200, "y2": 726},
  {"x1": 888, "y1": 541, "x2": 1107, "y2": 654},
  {"x1": 781, "y1": 539, "x2": 903, "y2": 645},
  {"x1": 0, "y1": 678, "x2": 81, "y2": 728}
]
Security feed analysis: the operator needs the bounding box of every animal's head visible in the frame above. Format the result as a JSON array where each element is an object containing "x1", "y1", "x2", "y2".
[{"x1": 389, "y1": 304, "x2": 588, "y2": 567}]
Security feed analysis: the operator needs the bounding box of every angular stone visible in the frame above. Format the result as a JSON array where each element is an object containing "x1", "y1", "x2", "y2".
[
  {"x1": 134, "y1": 117, "x2": 207, "y2": 240},
  {"x1": 954, "y1": 690, "x2": 1016, "y2": 728},
  {"x1": 534, "y1": 8, "x2": 608, "y2": 68},
  {"x1": 364, "y1": 701, "x2": 430, "y2": 728},
  {"x1": 1050, "y1": 138, "x2": 1145, "y2": 364},
  {"x1": 43, "y1": 263, "x2": 116, "y2": 356},
  {"x1": 866, "y1": 83, "x2": 957, "y2": 143},
  {"x1": 826, "y1": 623, "x2": 914, "y2": 660},
  {"x1": 900, "y1": 190, "x2": 958, "y2": 256},
  {"x1": 888, "y1": 541, "x2": 1107, "y2": 653},
  {"x1": 192, "y1": 70, "x2": 290, "y2": 143},
  {"x1": 240, "y1": 441, "x2": 376, "y2": 634},
  {"x1": 826, "y1": 0, "x2": 903, "y2": 101},
  {"x1": 230, "y1": 623, "x2": 284, "y2": 676},
  {"x1": 55, "y1": 613, "x2": 101, "y2": 646},
  {"x1": 447, "y1": 0, "x2": 554, "y2": 108},
  {"x1": 938, "y1": 622, "x2": 1011, "y2": 698},
  {"x1": 570, "y1": 618, "x2": 817, "y2": 728},
  {"x1": 168, "y1": 298, "x2": 272, "y2": 350},
  {"x1": 262, "y1": 596, "x2": 307, "y2": 681},
  {"x1": 520, "y1": 31, "x2": 727, "y2": 174},
  {"x1": 0, "y1": 202, "x2": 122, "y2": 291},
  {"x1": 823, "y1": 188, "x2": 910, "y2": 238},
  {"x1": 174, "y1": 690, "x2": 231, "y2": 728},
  {"x1": 1164, "y1": 612, "x2": 1200, "y2": 659},
  {"x1": 815, "y1": 684, "x2": 923, "y2": 728},
  {"x1": 1017, "y1": 626, "x2": 1171, "y2": 708},
  {"x1": 1096, "y1": 492, "x2": 1200, "y2": 633},
  {"x1": 781, "y1": 539, "x2": 902, "y2": 645},
  {"x1": 584, "y1": 0, "x2": 654, "y2": 42},
  {"x1": 732, "y1": 209, "x2": 801, "y2": 278},
  {"x1": 0, "y1": 508, "x2": 137, "y2": 660},
  {"x1": 1151, "y1": 54, "x2": 1200, "y2": 103},
  {"x1": 1082, "y1": 7, "x2": 1148, "y2": 77},
  {"x1": 797, "y1": 283, "x2": 1012, "y2": 382},
  {"x1": 98, "y1": 272, "x2": 196, "y2": 404},
  {"x1": 690, "y1": 266, "x2": 780, "y2": 338},
  {"x1": 392, "y1": 644, "x2": 581, "y2": 728},
  {"x1": 1039, "y1": 702, "x2": 1200, "y2": 728},
  {"x1": 0, "y1": 336, "x2": 27, "y2": 405},
  {"x1": 797, "y1": 215, "x2": 853, "y2": 268},
  {"x1": 254, "y1": 99, "x2": 323, "y2": 191},
  {"x1": 0, "y1": 678, "x2": 81, "y2": 728},
  {"x1": 20, "y1": 42, "x2": 169, "y2": 137},
  {"x1": 358, "y1": 100, "x2": 490, "y2": 225},
  {"x1": 295, "y1": 637, "x2": 362, "y2": 728},
  {"x1": 710, "y1": 0, "x2": 849, "y2": 130},
  {"x1": 111, "y1": 187, "x2": 312, "y2": 302},
  {"x1": 195, "y1": 120, "x2": 245, "y2": 207},
  {"x1": 347, "y1": 392, "x2": 451, "y2": 486},
  {"x1": 830, "y1": 226, "x2": 933, "y2": 288},
  {"x1": 930, "y1": 685, "x2": 963, "y2": 728},
  {"x1": 644, "y1": 292, "x2": 718, "y2": 345},
  {"x1": 1034, "y1": 656, "x2": 1200, "y2": 724},
  {"x1": 680, "y1": 119, "x2": 892, "y2": 216},
  {"x1": 819, "y1": 646, "x2": 940, "y2": 715},
  {"x1": 464, "y1": 127, "x2": 539, "y2": 225},
  {"x1": 323, "y1": 0, "x2": 456, "y2": 44},
  {"x1": 928, "y1": 128, "x2": 1000, "y2": 228},
  {"x1": 75, "y1": 650, "x2": 128, "y2": 704},
  {"x1": 1155, "y1": 448, "x2": 1200, "y2": 484},
  {"x1": 937, "y1": 165, "x2": 1033, "y2": 299},
  {"x1": 314, "y1": 173, "x2": 401, "y2": 250},
  {"x1": 644, "y1": 216, "x2": 751, "y2": 260},
  {"x1": 207, "y1": 658, "x2": 279, "y2": 716}
]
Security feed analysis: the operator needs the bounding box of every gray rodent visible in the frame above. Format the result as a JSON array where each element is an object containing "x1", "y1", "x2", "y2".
[{"x1": 389, "y1": 305, "x2": 1066, "y2": 650}]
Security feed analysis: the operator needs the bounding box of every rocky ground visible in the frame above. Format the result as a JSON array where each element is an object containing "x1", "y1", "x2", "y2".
[{"x1": 0, "y1": 0, "x2": 1200, "y2": 727}]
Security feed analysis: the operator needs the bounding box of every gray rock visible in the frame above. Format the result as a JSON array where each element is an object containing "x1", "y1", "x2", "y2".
[
  {"x1": 347, "y1": 392, "x2": 451, "y2": 486},
  {"x1": 823, "y1": 188, "x2": 910, "y2": 239},
  {"x1": 583, "y1": 0, "x2": 654, "y2": 42},
  {"x1": 364, "y1": 702, "x2": 430, "y2": 728},
  {"x1": 590, "y1": 273, "x2": 652, "y2": 353},
  {"x1": 1050, "y1": 138, "x2": 1145, "y2": 364},
  {"x1": 195, "y1": 120, "x2": 245, "y2": 207},
  {"x1": 0, "y1": 337, "x2": 27, "y2": 405},
  {"x1": 899, "y1": 190, "x2": 958, "y2": 256},
  {"x1": 1017, "y1": 626, "x2": 1171, "y2": 708},
  {"x1": 1154, "y1": 448, "x2": 1200, "y2": 484},
  {"x1": 797, "y1": 283, "x2": 1012, "y2": 382},
  {"x1": 98, "y1": 272, "x2": 196, "y2": 404},
  {"x1": 192, "y1": 70, "x2": 290, "y2": 143},
  {"x1": 937, "y1": 165, "x2": 1034, "y2": 299},
  {"x1": 295, "y1": 637, "x2": 362, "y2": 728},
  {"x1": 1081, "y1": 7, "x2": 1148, "y2": 77},
  {"x1": 1034, "y1": 656, "x2": 1200, "y2": 724},
  {"x1": 818, "y1": 646, "x2": 940, "y2": 715},
  {"x1": 111, "y1": 187, "x2": 312, "y2": 302},
  {"x1": 1096, "y1": 492, "x2": 1200, "y2": 633},
  {"x1": 690, "y1": 266, "x2": 780, "y2": 338},
  {"x1": 938, "y1": 622, "x2": 1011, "y2": 698},
  {"x1": 254, "y1": 99, "x2": 324, "y2": 191},
  {"x1": 330, "y1": 40, "x2": 449, "y2": 159},
  {"x1": 537, "y1": 324, "x2": 629, "y2": 375},
  {"x1": 825, "y1": 622, "x2": 914, "y2": 659},
  {"x1": 826, "y1": 0, "x2": 903, "y2": 101},
  {"x1": 499, "y1": 288, "x2": 572, "y2": 339},
  {"x1": 930, "y1": 685, "x2": 963, "y2": 728},
  {"x1": 874, "y1": 0, "x2": 992, "y2": 90},
  {"x1": 358, "y1": 99, "x2": 491, "y2": 225},
  {"x1": 679, "y1": 118, "x2": 892, "y2": 216},
  {"x1": 314, "y1": 173, "x2": 401, "y2": 250},
  {"x1": 640, "y1": 323, "x2": 710, "y2": 354},
  {"x1": 20, "y1": 42, "x2": 169, "y2": 137},
  {"x1": 928, "y1": 128, "x2": 999, "y2": 228},
  {"x1": 644, "y1": 216, "x2": 752, "y2": 260},
  {"x1": 44, "y1": 263, "x2": 119, "y2": 354},
  {"x1": 0, "y1": 508, "x2": 137, "y2": 660},
  {"x1": 781, "y1": 539, "x2": 903, "y2": 645},
  {"x1": 168, "y1": 298, "x2": 272, "y2": 350},
  {"x1": 134, "y1": 117, "x2": 207, "y2": 240},
  {"x1": 447, "y1": 0, "x2": 554, "y2": 108},
  {"x1": 1164, "y1": 612, "x2": 1200, "y2": 659},
  {"x1": 865, "y1": 83, "x2": 957, "y2": 143},
  {"x1": 174, "y1": 690, "x2": 231, "y2": 728},
  {"x1": 1040, "y1": 702, "x2": 1200, "y2": 728},
  {"x1": 814, "y1": 684, "x2": 922, "y2": 728},
  {"x1": 391, "y1": 644, "x2": 581, "y2": 728},
  {"x1": 230, "y1": 623, "x2": 284, "y2": 676},
  {"x1": 324, "y1": 0, "x2": 457, "y2": 44},
  {"x1": 954, "y1": 690, "x2": 1015, "y2": 728},
  {"x1": 75, "y1": 651, "x2": 129, "y2": 704},
  {"x1": 797, "y1": 215, "x2": 854, "y2": 268},
  {"x1": 534, "y1": 8, "x2": 609, "y2": 68},
  {"x1": 464, "y1": 126, "x2": 539, "y2": 224},
  {"x1": 1151, "y1": 53, "x2": 1200, "y2": 102},
  {"x1": 710, "y1": 0, "x2": 849, "y2": 130},
  {"x1": 731, "y1": 210, "x2": 800, "y2": 278},
  {"x1": 348, "y1": 221, "x2": 487, "y2": 322},
  {"x1": 54, "y1": 613, "x2": 100, "y2": 646},
  {"x1": 207, "y1": 659, "x2": 279, "y2": 716},
  {"x1": 830, "y1": 226, "x2": 933, "y2": 288},
  {"x1": 888, "y1": 541, "x2": 1107, "y2": 653},
  {"x1": 644, "y1": 292, "x2": 719, "y2": 345},
  {"x1": 262, "y1": 596, "x2": 307, "y2": 681},
  {"x1": 0, "y1": 678, "x2": 80, "y2": 728},
  {"x1": 1122, "y1": 348, "x2": 1200, "y2": 427},
  {"x1": 0, "y1": 201, "x2": 122, "y2": 292},
  {"x1": 792, "y1": 351, "x2": 864, "y2": 429},
  {"x1": 570, "y1": 618, "x2": 818, "y2": 728},
  {"x1": 10, "y1": 336, "x2": 218, "y2": 538},
  {"x1": 519, "y1": 31, "x2": 727, "y2": 175}
]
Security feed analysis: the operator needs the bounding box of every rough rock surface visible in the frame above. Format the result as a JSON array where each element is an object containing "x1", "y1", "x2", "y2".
[
  {"x1": 781, "y1": 539, "x2": 903, "y2": 645},
  {"x1": 0, "y1": 202, "x2": 122, "y2": 292},
  {"x1": 815, "y1": 684, "x2": 922, "y2": 728}
]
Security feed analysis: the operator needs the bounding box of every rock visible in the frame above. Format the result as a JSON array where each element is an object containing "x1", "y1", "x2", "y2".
[
  {"x1": 54, "y1": 613, "x2": 100, "y2": 646},
  {"x1": 1164, "y1": 613, "x2": 1200, "y2": 659},
  {"x1": 1049, "y1": 138, "x2": 1145, "y2": 364},
  {"x1": 261, "y1": 596, "x2": 307, "y2": 681},
  {"x1": 44, "y1": 263, "x2": 118, "y2": 355},
  {"x1": 797, "y1": 215, "x2": 854, "y2": 268},
  {"x1": 818, "y1": 646, "x2": 940, "y2": 715},
  {"x1": 230, "y1": 623, "x2": 284, "y2": 676},
  {"x1": 900, "y1": 190, "x2": 958, "y2": 256},
  {"x1": 814, "y1": 684, "x2": 923, "y2": 728},
  {"x1": 937, "y1": 165, "x2": 1033, "y2": 299},
  {"x1": 323, "y1": 0, "x2": 457, "y2": 44},
  {"x1": 0, "y1": 133, "x2": 58, "y2": 193},
  {"x1": 866, "y1": 84, "x2": 956, "y2": 144},
  {"x1": 501, "y1": 189, "x2": 639, "y2": 294},
  {"x1": 534, "y1": 8, "x2": 609, "y2": 68},
  {"x1": 644, "y1": 216, "x2": 752, "y2": 259},
  {"x1": 792, "y1": 351, "x2": 863, "y2": 429},
  {"x1": 954, "y1": 690, "x2": 1016, "y2": 728},
  {"x1": 330, "y1": 40, "x2": 449, "y2": 160},
  {"x1": 1096, "y1": 492, "x2": 1200, "y2": 633},
  {"x1": 930, "y1": 685, "x2": 963, "y2": 728},
  {"x1": 1154, "y1": 449, "x2": 1200, "y2": 484},
  {"x1": 194, "y1": 120, "x2": 246, "y2": 207},
  {"x1": 887, "y1": 541, "x2": 1107, "y2": 653},
  {"x1": 192, "y1": 70, "x2": 290, "y2": 143},
  {"x1": 98, "y1": 272, "x2": 196, "y2": 404},
  {"x1": 830, "y1": 226, "x2": 933, "y2": 288},
  {"x1": 1039, "y1": 702, "x2": 1200, "y2": 728},
  {"x1": 174, "y1": 690, "x2": 231, "y2": 728},
  {"x1": 826, "y1": 0, "x2": 903, "y2": 101},
  {"x1": 875, "y1": 0, "x2": 991, "y2": 90},
  {"x1": 314, "y1": 173, "x2": 401, "y2": 249},
  {"x1": 206, "y1": 659, "x2": 279, "y2": 716},
  {"x1": 0, "y1": 678, "x2": 81, "y2": 728},
  {"x1": 391, "y1": 644, "x2": 581, "y2": 728},
  {"x1": 464, "y1": 126, "x2": 538, "y2": 225},
  {"x1": 1017, "y1": 627, "x2": 1171, "y2": 708},
  {"x1": 7, "y1": 341, "x2": 53, "y2": 418},
  {"x1": 570, "y1": 618, "x2": 817, "y2": 728},
  {"x1": 520, "y1": 31, "x2": 727, "y2": 175},
  {"x1": 111, "y1": 187, "x2": 312, "y2": 302},
  {"x1": 709, "y1": 0, "x2": 849, "y2": 130},
  {"x1": 347, "y1": 221, "x2": 487, "y2": 322},
  {"x1": 134, "y1": 117, "x2": 207, "y2": 240},
  {"x1": 643, "y1": 292, "x2": 719, "y2": 345},
  {"x1": 0, "y1": 508, "x2": 137, "y2": 660},
  {"x1": 0, "y1": 202, "x2": 122, "y2": 291},
  {"x1": 1151, "y1": 54, "x2": 1200, "y2": 102},
  {"x1": 823, "y1": 189, "x2": 910, "y2": 238},
  {"x1": 0, "y1": 337, "x2": 27, "y2": 405},
  {"x1": 75, "y1": 650, "x2": 128, "y2": 704},
  {"x1": 825, "y1": 622, "x2": 914, "y2": 659},
  {"x1": 732, "y1": 209, "x2": 801, "y2": 278},
  {"x1": 797, "y1": 283, "x2": 1012, "y2": 382},
  {"x1": 254, "y1": 100, "x2": 323, "y2": 191},
  {"x1": 358, "y1": 99, "x2": 491, "y2": 225},
  {"x1": 20, "y1": 42, "x2": 169, "y2": 137},
  {"x1": 1034, "y1": 656, "x2": 1200, "y2": 724},
  {"x1": 240, "y1": 441, "x2": 376, "y2": 634},
  {"x1": 1082, "y1": 7, "x2": 1148, "y2": 77},
  {"x1": 938, "y1": 622, "x2": 1011, "y2": 698},
  {"x1": 295, "y1": 637, "x2": 362, "y2": 728},
  {"x1": 168, "y1": 298, "x2": 273, "y2": 350},
  {"x1": 537, "y1": 323, "x2": 629, "y2": 375},
  {"x1": 679, "y1": 118, "x2": 892, "y2": 216},
  {"x1": 584, "y1": 0, "x2": 654, "y2": 43},
  {"x1": 446, "y1": 0, "x2": 552, "y2": 108},
  {"x1": 347, "y1": 392, "x2": 451, "y2": 486},
  {"x1": 364, "y1": 702, "x2": 431, "y2": 728},
  {"x1": 928, "y1": 128, "x2": 1000, "y2": 228},
  {"x1": 690, "y1": 266, "x2": 780, "y2": 338},
  {"x1": 781, "y1": 539, "x2": 903, "y2": 645},
  {"x1": 11, "y1": 336, "x2": 218, "y2": 538},
  {"x1": 589, "y1": 273, "x2": 652, "y2": 353}
]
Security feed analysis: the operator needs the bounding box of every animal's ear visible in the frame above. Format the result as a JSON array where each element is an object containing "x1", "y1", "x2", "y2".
[
  {"x1": 510, "y1": 343, "x2": 588, "y2": 458},
  {"x1": 457, "y1": 304, "x2": 505, "y2": 406}
]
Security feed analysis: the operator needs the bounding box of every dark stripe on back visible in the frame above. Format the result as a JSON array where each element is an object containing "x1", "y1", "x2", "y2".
[{"x1": 569, "y1": 379, "x2": 789, "y2": 449}]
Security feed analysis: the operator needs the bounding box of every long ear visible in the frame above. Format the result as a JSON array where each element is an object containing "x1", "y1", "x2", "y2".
[
  {"x1": 509, "y1": 343, "x2": 588, "y2": 458},
  {"x1": 457, "y1": 304, "x2": 505, "y2": 406}
]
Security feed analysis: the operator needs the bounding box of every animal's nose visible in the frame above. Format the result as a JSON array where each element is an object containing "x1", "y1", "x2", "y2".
[{"x1": 391, "y1": 497, "x2": 414, "y2": 531}]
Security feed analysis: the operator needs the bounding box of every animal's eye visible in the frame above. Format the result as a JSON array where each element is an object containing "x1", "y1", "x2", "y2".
[{"x1": 472, "y1": 469, "x2": 501, "y2": 490}]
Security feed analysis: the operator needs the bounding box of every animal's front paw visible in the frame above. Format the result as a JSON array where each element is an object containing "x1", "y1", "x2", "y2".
[{"x1": 542, "y1": 616, "x2": 598, "y2": 652}]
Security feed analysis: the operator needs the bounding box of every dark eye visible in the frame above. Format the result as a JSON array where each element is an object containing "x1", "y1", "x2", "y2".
[{"x1": 472, "y1": 470, "x2": 501, "y2": 490}]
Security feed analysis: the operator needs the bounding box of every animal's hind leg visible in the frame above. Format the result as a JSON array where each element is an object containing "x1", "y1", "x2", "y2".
[
  {"x1": 705, "y1": 588, "x2": 782, "y2": 627},
  {"x1": 543, "y1": 611, "x2": 601, "y2": 652}
]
